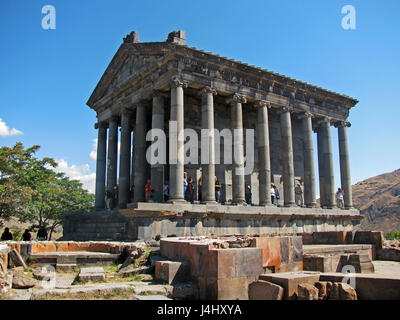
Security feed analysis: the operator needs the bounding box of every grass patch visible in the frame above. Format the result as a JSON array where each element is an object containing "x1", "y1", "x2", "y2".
[{"x1": 33, "y1": 287, "x2": 137, "y2": 300}]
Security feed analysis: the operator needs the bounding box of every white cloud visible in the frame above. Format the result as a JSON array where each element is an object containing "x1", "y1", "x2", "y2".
[
  {"x1": 90, "y1": 138, "x2": 97, "y2": 160},
  {"x1": 89, "y1": 138, "x2": 121, "y2": 161},
  {"x1": 0, "y1": 118, "x2": 23, "y2": 137},
  {"x1": 54, "y1": 159, "x2": 96, "y2": 194}
]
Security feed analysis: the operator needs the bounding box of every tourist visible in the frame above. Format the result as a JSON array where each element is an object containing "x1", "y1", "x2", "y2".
[
  {"x1": 336, "y1": 187, "x2": 345, "y2": 209},
  {"x1": 198, "y1": 177, "x2": 202, "y2": 202},
  {"x1": 183, "y1": 172, "x2": 188, "y2": 200},
  {"x1": 150, "y1": 189, "x2": 162, "y2": 203},
  {"x1": 295, "y1": 183, "x2": 304, "y2": 207},
  {"x1": 113, "y1": 185, "x2": 118, "y2": 208},
  {"x1": 22, "y1": 229, "x2": 32, "y2": 241},
  {"x1": 105, "y1": 189, "x2": 113, "y2": 210},
  {"x1": 187, "y1": 178, "x2": 195, "y2": 203},
  {"x1": 145, "y1": 179, "x2": 152, "y2": 202},
  {"x1": 274, "y1": 185, "x2": 280, "y2": 206},
  {"x1": 163, "y1": 181, "x2": 169, "y2": 202},
  {"x1": 271, "y1": 183, "x2": 276, "y2": 205},
  {"x1": 1, "y1": 228, "x2": 13, "y2": 241},
  {"x1": 215, "y1": 176, "x2": 222, "y2": 203},
  {"x1": 37, "y1": 226, "x2": 48, "y2": 241},
  {"x1": 245, "y1": 183, "x2": 251, "y2": 205}
]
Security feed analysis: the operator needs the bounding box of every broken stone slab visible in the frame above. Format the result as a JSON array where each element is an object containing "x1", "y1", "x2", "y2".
[
  {"x1": 78, "y1": 267, "x2": 105, "y2": 282},
  {"x1": 118, "y1": 265, "x2": 153, "y2": 276},
  {"x1": 248, "y1": 280, "x2": 284, "y2": 300},
  {"x1": 12, "y1": 272, "x2": 39, "y2": 289},
  {"x1": 328, "y1": 282, "x2": 357, "y2": 300},
  {"x1": 297, "y1": 283, "x2": 319, "y2": 300},
  {"x1": 259, "y1": 272, "x2": 320, "y2": 300},
  {"x1": 9, "y1": 249, "x2": 28, "y2": 270},
  {"x1": 314, "y1": 281, "x2": 332, "y2": 300}
]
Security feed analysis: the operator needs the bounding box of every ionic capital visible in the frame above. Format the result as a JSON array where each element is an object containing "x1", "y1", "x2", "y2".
[
  {"x1": 297, "y1": 111, "x2": 313, "y2": 120},
  {"x1": 227, "y1": 93, "x2": 247, "y2": 104},
  {"x1": 334, "y1": 120, "x2": 351, "y2": 128},
  {"x1": 277, "y1": 105, "x2": 294, "y2": 114},
  {"x1": 201, "y1": 86, "x2": 217, "y2": 96},
  {"x1": 254, "y1": 100, "x2": 271, "y2": 109},
  {"x1": 171, "y1": 76, "x2": 188, "y2": 89}
]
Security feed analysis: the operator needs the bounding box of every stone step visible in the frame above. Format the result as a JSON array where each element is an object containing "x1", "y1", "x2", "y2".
[{"x1": 78, "y1": 267, "x2": 106, "y2": 282}]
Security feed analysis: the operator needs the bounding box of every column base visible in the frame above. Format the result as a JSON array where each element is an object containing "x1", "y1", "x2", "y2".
[
  {"x1": 168, "y1": 198, "x2": 187, "y2": 204},
  {"x1": 259, "y1": 202, "x2": 273, "y2": 207},
  {"x1": 201, "y1": 200, "x2": 218, "y2": 205},
  {"x1": 306, "y1": 203, "x2": 318, "y2": 208},
  {"x1": 284, "y1": 203, "x2": 297, "y2": 208}
]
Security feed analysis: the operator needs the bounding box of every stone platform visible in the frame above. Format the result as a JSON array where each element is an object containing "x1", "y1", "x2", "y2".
[{"x1": 62, "y1": 202, "x2": 362, "y2": 241}]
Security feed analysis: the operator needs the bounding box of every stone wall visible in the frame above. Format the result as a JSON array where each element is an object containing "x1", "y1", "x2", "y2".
[{"x1": 158, "y1": 235, "x2": 303, "y2": 299}]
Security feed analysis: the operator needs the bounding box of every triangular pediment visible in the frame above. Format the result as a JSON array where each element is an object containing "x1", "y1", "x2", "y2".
[{"x1": 87, "y1": 44, "x2": 167, "y2": 108}]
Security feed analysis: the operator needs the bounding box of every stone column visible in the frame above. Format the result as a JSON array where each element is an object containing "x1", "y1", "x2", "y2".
[
  {"x1": 94, "y1": 122, "x2": 107, "y2": 209},
  {"x1": 256, "y1": 100, "x2": 272, "y2": 206},
  {"x1": 201, "y1": 86, "x2": 217, "y2": 203},
  {"x1": 317, "y1": 117, "x2": 336, "y2": 208},
  {"x1": 133, "y1": 103, "x2": 147, "y2": 202},
  {"x1": 106, "y1": 116, "x2": 118, "y2": 194},
  {"x1": 169, "y1": 77, "x2": 187, "y2": 202},
  {"x1": 300, "y1": 112, "x2": 317, "y2": 207},
  {"x1": 151, "y1": 91, "x2": 165, "y2": 200},
  {"x1": 230, "y1": 93, "x2": 246, "y2": 205},
  {"x1": 279, "y1": 106, "x2": 296, "y2": 207},
  {"x1": 118, "y1": 109, "x2": 132, "y2": 208},
  {"x1": 336, "y1": 121, "x2": 353, "y2": 209}
]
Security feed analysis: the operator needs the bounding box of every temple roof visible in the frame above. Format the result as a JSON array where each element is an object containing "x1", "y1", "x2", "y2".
[{"x1": 87, "y1": 31, "x2": 358, "y2": 111}]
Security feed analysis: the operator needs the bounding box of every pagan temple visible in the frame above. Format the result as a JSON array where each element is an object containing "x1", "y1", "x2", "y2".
[{"x1": 63, "y1": 30, "x2": 362, "y2": 241}]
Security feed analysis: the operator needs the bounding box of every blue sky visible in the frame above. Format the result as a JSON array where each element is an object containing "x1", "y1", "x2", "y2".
[{"x1": 1, "y1": 0, "x2": 399, "y2": 194}]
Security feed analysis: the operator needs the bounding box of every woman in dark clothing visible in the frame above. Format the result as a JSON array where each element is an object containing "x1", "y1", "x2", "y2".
[{"x1": 1, "y1": 228, "x2": 13, "y2": 241}]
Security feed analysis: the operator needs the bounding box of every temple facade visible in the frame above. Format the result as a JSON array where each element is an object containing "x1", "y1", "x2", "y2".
[{"x1": 62, "y1": 30, "x2": 361, "y2": 241}]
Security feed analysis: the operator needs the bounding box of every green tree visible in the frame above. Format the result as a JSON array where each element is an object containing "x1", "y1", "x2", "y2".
[{"x1": 0, "y1": 143, "x2": 94, "y2": 238}]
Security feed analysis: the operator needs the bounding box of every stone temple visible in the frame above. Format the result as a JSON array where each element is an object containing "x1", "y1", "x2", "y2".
[{"x1": 63, "y1": 30, "x2": 362, "y2": 241}]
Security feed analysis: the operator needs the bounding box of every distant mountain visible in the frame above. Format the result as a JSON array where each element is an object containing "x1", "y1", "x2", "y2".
[{"x1": 352, "y1": 169, "x2": 400, "y2": 234}]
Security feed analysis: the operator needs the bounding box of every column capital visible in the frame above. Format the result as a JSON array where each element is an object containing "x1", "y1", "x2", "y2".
[
  {"x1": 254, "y1": 100, "x2": 271, "y2": 109},
  {"x1": 95, "y1": 121, "x2": 107, "y2": 129},
  {"x1": 170, "y1": 76, "x2": 188, "y2": 89},
  {"x1": 318, "y1": 116, "x2": 332, "y2": 124},
  {"x1": 108, "y1": 115, "x2": 119, "y2": 123},
  {"x1": 277, "y1": 105, "x2": 294, "y2": 114},
  {"x1": 152, "y1": 89, "x2": 163, "y2": 98},
  {"x1": 121, "y1": 107, "x2": 133, "y2": 117},
  {"x1": 226, "y1": 93, "x2": 247, "y2": 104},
  {"x1": 334, "y1": 120, "x2": 351, "y2": 128},
  {"x1": 201, "y1": 86, "x2": 217, "y2": 96},
  {"x1": 297, "y1": 111, "x2": 313, "y2": 120}
]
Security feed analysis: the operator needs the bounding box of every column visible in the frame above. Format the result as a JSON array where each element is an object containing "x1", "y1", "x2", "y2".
[
  {"x1": 118, "y1": 109, "x2": 132, "y2": 208},
  {"x1": 256, "y1": 100, "x2": 272, "y2": 206},
  {"x1": 201, "y1": 86, "x2": 217, "y2": 203},
  {"x1": 169, "y1": 77, "x2": 187, "y2": 202},
  {"x1": 336, "y1": 121, "x2": 353, "y2": 209},
  {"x1": 133, "y1": 103, "x2": 147, "y2": 202},
  {"x1": 151, "y1": 91, "x2": 165, "y2": 201},
  {"x1": 300, "y1": 112, "x2": 317, "y2": 207},
  {"x1": 230, "y1": 93, "x2": 246, "y2": 205},
  {"x1": 317, "y1": 117, "x2": 336, "y2": 208},
  {"x1": 106, "y1": 116, "x2": 118, "y2": 194},
  {"x1": 94, "y1": 122, "x2": 107, "y2": 209},
  {"x1": 279, "y1": 106, "x2": 296, "y2": 207}
]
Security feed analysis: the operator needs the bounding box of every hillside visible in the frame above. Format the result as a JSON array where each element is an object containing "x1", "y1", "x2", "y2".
[{"x1": 353, "y1": 169, "x2": 400, "y2": 234}]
